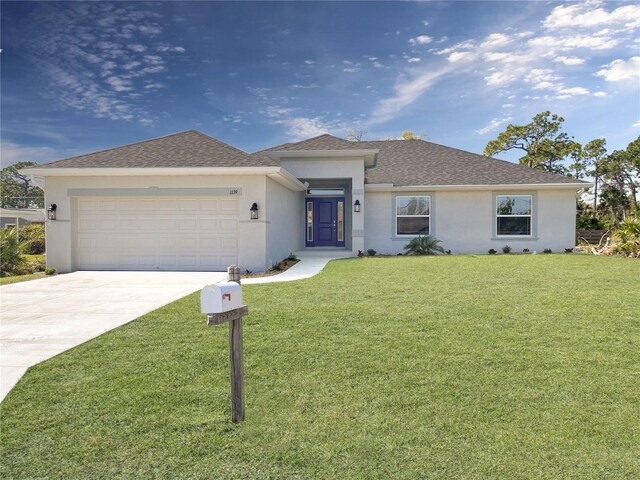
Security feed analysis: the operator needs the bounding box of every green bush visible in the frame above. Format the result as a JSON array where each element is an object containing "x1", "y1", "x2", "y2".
[
  {"x1": 1, "y1": 229, "x2": 25, "y2": 275},
  {"x1": 19, "y1": 223, "x2": 45, "y2": 254},
  {"x1": 612, "y1": 214, "x2": 640, "y2": 257},
  {"x1": 367, "y1": 248, "x2": 377, "y2": 257},
  {"x1": 403, "y1": 235, "x2": 445, "y2": 255}
]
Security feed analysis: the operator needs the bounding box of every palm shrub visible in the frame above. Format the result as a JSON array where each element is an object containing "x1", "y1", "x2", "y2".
[
  {"x1": 403, "y1": 235, "x2": 445, "y2": 255},
  {"x1": 612, "y1": 214, "x2": 640, "y2": 257},
  {"x1": 19, "y1": 223, "x2": 45, "y2": 254},
  {"x1": 1, "y1": 228, "x2": 25, "y2": 275}
]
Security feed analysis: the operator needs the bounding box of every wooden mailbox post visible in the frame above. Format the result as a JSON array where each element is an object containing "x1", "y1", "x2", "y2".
[{"x1": 202, "y1": 265, "x2": 248, "y2": 423}]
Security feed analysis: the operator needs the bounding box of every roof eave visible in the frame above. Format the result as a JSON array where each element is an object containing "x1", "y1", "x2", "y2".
[
  {"x1": 19, "y1": 166, "x2": 282, "y2": 177},
  {"x1": 365, "y1": 182, "x2": 592, "y2": 192}
]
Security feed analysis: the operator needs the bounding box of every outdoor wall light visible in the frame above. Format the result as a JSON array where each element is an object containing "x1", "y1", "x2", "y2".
[
  {"x1": 250, "y1": 202, "x2": 259, "y2": 220},
  {"x1": 354, "y1": 200, "x2": 361, "y2": 213},
  {"x1": 47, "y1": 203, "x2": 57, "y2": 221}
]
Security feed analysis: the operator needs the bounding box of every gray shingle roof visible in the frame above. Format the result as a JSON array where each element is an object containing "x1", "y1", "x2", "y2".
[
  {"x1": 37, "y1": 130, "x2": 278, "y2": 168},
  {"x1": 360, "y1": 139, "x2": 584, "y2": 185},
  {"x1": 261, "y1": 134, "x2": 586, "y2": 186},
  {"x1": 264, "y1": 134, "x2": 367, "y2": 151},
  {"x1": 0, "y1": 208, "x2": 46, "y2": 223},
  {"x1": 37, "y1": 130, "x2": 587, "y2": 186}
]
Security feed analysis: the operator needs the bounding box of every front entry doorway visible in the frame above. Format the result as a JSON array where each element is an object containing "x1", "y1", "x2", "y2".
[{"x1": 305, "y1": 197, "x2": 345, "y2": 247}]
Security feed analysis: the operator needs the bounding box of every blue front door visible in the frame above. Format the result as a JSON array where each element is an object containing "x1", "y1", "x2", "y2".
[{"x1": 305, "y1": 197, "x2": 345, "y2": 247}]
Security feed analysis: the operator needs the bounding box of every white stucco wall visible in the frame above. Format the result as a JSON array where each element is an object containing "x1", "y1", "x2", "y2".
[
  {"x1": 43, "y1": 174, "x2": 270, "y2": 273},
  {"x1": 265, "y1": 177, "x2": 304, "y2": 267},
  {"x1": 364, "y1": 188, "x2": 578, "y2": 254},
  {"x1": 279, "y1": 157, "x2": 366, "y2": 253}
]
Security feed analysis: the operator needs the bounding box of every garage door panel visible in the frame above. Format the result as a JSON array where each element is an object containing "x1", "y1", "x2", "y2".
[
  {"x1": 118, "y1": 255, "x2": 138, "y2": 267},
  {"x1": 76, "y1": 196, "x2": 239, "y2": 271},
  {"x1": 220, "y1": 255, "x2": 239, "y2": 266},
  {"x1": 138, "y1": 256, "x2": 157, "y2": 267},
  {"x1": 157, "y1": 255, "x2": 178, "y2": 267},
  {"x1": 178, "y1": 256, "x2": 197, "y2": 267},
  {"x1": 178, "y1": 218, "x2": 198, "y2": 230},
  {"x1": 180, "y1": 237, "x2": 198, "y2": 249},
  {"x1": 199, "y1": 218, "x2": 219, "y2": 230},
  {"x1": 200, "y1": 200, "x2": 218, "y2": 211},
  {"x1": 220, "y1": 200, "x2": 239, "y2": 212},
  {"x1": 179, "y1": 200, "x2": 198, "y2": 211}
]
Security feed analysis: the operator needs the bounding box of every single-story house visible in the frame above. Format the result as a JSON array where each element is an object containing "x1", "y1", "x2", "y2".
[
  {"x1": 23, "y1": 130, "x2": 588, "y2": 272},
  {"x1": 0, "y1": 208, "x2": 46, "y2": 229}
]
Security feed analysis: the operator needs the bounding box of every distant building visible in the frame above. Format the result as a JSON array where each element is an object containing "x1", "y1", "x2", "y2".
[{"x1": 0, "y1": 208, "x2": 46, "y2": 229}]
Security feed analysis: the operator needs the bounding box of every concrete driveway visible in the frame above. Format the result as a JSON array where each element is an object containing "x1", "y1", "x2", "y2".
[{"x1": 0, "y1": 271, "x2": 226, "y2": 401}]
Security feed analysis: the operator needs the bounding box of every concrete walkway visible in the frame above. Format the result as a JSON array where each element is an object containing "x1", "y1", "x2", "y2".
[
  {"x1": 242, "y1": 255, "x2": 335, "y2": 284},
  {"x1": 0, "y1": 255, "x2": 341, "y2": 401}
]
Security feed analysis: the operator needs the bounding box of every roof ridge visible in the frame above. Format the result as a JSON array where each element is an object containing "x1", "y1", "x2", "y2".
[
  {"x1": 198, "y1": 132, "x2": 250, "y2": 155},
  {"x1": 252, "y1": 141, "x2": 293, "y2": 154}
]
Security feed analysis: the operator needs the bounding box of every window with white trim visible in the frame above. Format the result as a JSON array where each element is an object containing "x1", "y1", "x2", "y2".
[
  {"x1": 496, "y1": 195, "x2": 532, "y2": 235},
  {"x1": 396, "y1": 196, "x2": 430, "y2": 235}
]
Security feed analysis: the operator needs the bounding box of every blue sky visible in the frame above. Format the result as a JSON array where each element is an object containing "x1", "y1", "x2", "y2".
[{"x1": 1, "y1": 1, "x2": 639, "y2": 166}]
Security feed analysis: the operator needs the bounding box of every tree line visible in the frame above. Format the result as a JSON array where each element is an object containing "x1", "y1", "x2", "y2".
[
  {"x1": 484, "y1": 111, "x2": 639, "y2": 229},
  {"x1": 1, "y1": 161, "x2": 44, "y2": 209}
]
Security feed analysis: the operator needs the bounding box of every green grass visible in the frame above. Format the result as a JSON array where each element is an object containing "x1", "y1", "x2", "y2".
[
  {"x1": 1, "y1": 255, "x2": 639, "y2": 479},
  {"x1": 0, "y1": 272, "x2": 46, "y2": 285}
]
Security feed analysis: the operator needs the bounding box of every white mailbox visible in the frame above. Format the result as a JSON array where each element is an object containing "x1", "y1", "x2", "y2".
[{"x1": 201, "y1": 281, "x2": 243, "y2": 314}]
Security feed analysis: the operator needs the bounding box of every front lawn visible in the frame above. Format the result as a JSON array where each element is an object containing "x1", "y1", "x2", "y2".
[{"x1": 1, "y1": 256, "x2": 638, "y2": 479}]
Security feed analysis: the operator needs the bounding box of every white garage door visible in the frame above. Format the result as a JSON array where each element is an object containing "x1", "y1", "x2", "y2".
[{"x1": 75, "y1": 197, "x2": 239, "y2": 271}]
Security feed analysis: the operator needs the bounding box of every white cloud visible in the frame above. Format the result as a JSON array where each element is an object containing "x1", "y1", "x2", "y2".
[
  {"x1": 485, "y1": 71, "x2": 517, "y2": 86},
  {"x1": 525, "y1": 69, "x2": 561, "y2": 84},
  {"x1": 407, "y1": 57, "x2": 421, "y2": 63},
  {"x1": 373, "y1": 62, "x2": 384, "y2": 68},
  {"x1": 343, "y1": 67, "x2": 360, "y2": 73},
  {"x1": 483, "y1": 52, "x2": 520, "y2": 63},
  {"x1": 558, "y1": 86, "x2": 589, "y2": 96},
  {"x1": 529, "y1": 34, "x2": 619, "y2": 51},
  {"x1": 247, "y1": 86, "x2": 271, "y2": 99},
  {"x1": 502, "y1": 103, "x2": 515, "y2": 108},
  {"x1": 448, "y1": 51, "x2": 474, "y2": 63},
  {"x1": 105, "y1": 76, "x2": 133, "y2": 92},
  {"x1": 409, "y1": 35, "x2": 433, "y2": 46},
  {"x1": 143, "y1": 83, "x2": 165, "y2": 90},
  {"x1": 21, "y1": 3, "x2": 178, "y2": 124},
  {"x1": 304, "y1": 60, "x2": 315, "y2": 65},
  {"x1": 288, "y1": 84, "x2": 320, "y2": 89},
  {"x1": 371, "y1": 65, "x2": 453, "y2": 124},
  {"x1": 633, "y1": 120, "x2": 640, "y2": 129},
  {"x1": 433, "y1": 39, "x2": 476, "y2": 56},
  {"x1": 475, "y1": 116, "x2": 513, "y2": 135},
  {"x1": 261, "y1": 106, "x2": 297, "y2": 118},
  {"x1": 421, "y1": 20, "x2": 429, "y2": 26},
  {"x1": 593, "y1": 91, "x2": 608, "y2": 97},
  {"x1": 543, "y1": 3, "x2": 640, "y2": 31},
  {"x1": 479, "y1": 33, "x2": 511, "y2": 49},
  {"x1": 595, "y1": 57, "x2": 640, "y2": 82},
  {"x1": 284, "y1": 117, "x2": 330, "y2": 139},
  {"x1": 554, "y1": 55, "x2": 586, "y2": 65}
]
